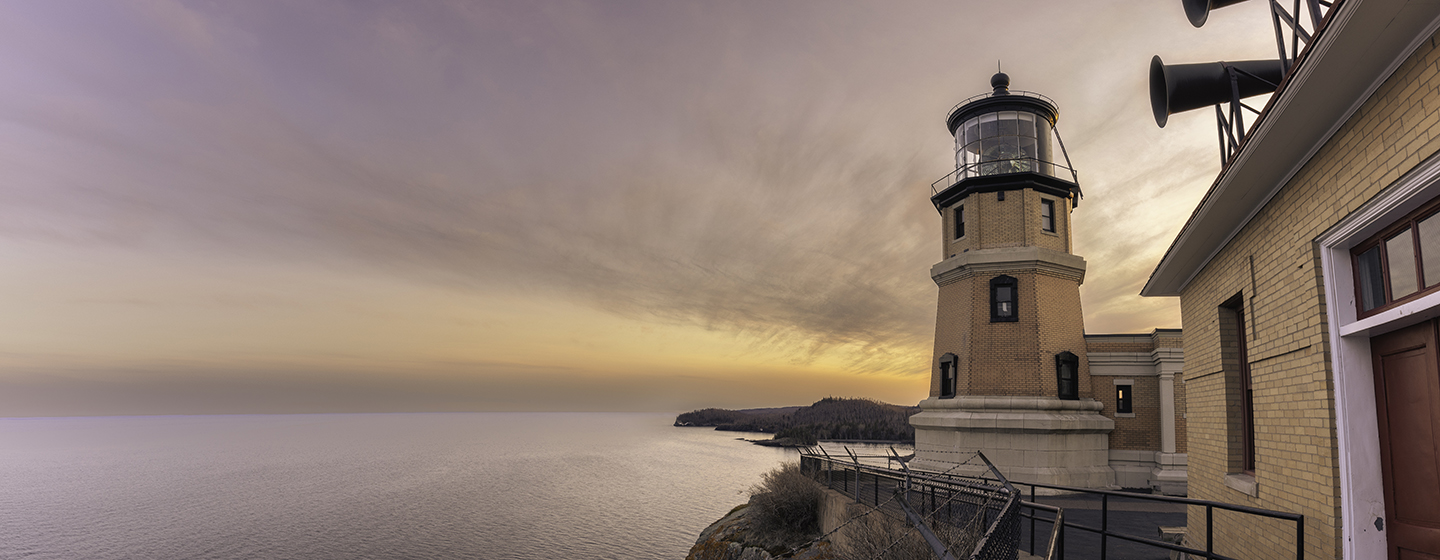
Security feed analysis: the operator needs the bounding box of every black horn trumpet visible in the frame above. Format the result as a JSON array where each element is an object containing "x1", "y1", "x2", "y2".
[
  {"x1": 1183, "y1": 0, "x2": 1252, "y2": 27},
  {"x1": 1149, "y1": 55, "x2": 1284, "y2": 127}
]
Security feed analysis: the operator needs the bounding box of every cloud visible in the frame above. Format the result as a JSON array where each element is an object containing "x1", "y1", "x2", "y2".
[{"x1": 0, "y1": 0, "x2": 1283, "y2": 413}]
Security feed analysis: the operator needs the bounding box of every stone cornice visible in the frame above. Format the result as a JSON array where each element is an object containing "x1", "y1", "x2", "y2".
[
  {"x1": 918, "y1": 395, "x2": 1103, "y2": 412},
  {"x1": 931, "y1": 246, "x2": 1086, "y2": 286}
]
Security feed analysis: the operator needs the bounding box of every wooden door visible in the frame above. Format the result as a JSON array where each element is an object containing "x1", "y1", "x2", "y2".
[{"x1": 1371, "y1": 320, "x2": 1440, "y2": 560}]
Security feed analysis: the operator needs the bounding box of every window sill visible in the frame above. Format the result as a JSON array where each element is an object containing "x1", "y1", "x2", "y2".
[
  {"x1": 1114, "y1": 412, "x2": 1135, "y2": 418},
  {"x1": 1041, "y1": 229, "x2": 1058, "y2": 237},
  {"x1": 1224, "y1": 473, "x2": 1258, "y2": 497}
]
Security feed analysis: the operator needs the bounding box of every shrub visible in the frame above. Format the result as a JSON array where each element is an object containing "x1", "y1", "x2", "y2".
[
  {"x1": 747, "y1": 462, "x2": 825, "y2": 549},
  {"x1": 838, "y1": 510, "x2": 982, "y2": 560}
]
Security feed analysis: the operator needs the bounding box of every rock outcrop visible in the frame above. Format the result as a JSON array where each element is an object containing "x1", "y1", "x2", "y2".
[{"x1": 685, "y1": 504, "x2": 835, "y2": 560}]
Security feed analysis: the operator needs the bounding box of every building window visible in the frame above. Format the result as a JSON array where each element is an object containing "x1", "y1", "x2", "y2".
[
  {"x1": 1116, "y1": 383, "x2": 1133, "y2": 414},
  {"x1": 954, "y1": 205, "x2": 965, "y2": 239},
  {"x1": 998, "y1": 190, "x2": 1006, "y2": 201},
  {"x1": 939, "y1": 353, "x2": 957, "y2": 398},
  {"x1": 1055, "y1": 351, "x2": 1078, "y2": 400},
  {"x1": 1351, "y1": 195, "x2": 1440, "y2": 315},
  {"x1": 990, "y1": 275, "x2": 1018, "y2": 322},
  {"x1": 1041, "y1": 199, "x2": 1055, "y2": 232},
  {"x1": 1219, "y1": 294, "x2": 1255, "y2": 474}
]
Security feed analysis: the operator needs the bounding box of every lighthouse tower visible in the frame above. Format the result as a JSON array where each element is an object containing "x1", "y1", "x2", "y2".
[{"x1": 909, "y1": 73, "x2": 1114, "y2": 488}]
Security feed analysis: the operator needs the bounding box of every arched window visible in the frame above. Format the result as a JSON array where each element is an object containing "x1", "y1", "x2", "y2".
[
  {"x1": 1056, "y1": 351, "x2": 1079, "y2": 400},
  {"x1": 939, "y1": 353, "x2": 957, "y2": 398},
  {"x1": 990, "y1": 275, "x2": 1018, "y2": 322}
]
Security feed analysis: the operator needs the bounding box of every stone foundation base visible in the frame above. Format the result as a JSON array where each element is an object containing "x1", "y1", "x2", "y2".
[
  {"x1": 909, "y1": 396, "x2": 1116, "y2": 489},
  {"x1": 1110, "y1": 450, "x2": 1188, "y2": 495}
]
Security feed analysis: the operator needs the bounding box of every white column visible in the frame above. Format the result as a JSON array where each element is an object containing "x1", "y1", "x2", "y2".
[{"x1": 1158, "y1": 371, "x2": 1176, "y2": 454}]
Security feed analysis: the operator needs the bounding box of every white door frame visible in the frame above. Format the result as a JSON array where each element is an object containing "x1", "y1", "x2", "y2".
[{"x1": 1317, "y1": 153, "x2": 1440, "y2": 559}]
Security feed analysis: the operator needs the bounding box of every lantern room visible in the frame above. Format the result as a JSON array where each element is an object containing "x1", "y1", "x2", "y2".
[{"x1": 931, "y1": 72, "x2": 1080, "y2": 212}]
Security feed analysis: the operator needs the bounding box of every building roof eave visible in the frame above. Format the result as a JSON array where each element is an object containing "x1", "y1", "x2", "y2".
[{"x1": 1141, "y1": 0, "x2": 1440, "y2": 297}]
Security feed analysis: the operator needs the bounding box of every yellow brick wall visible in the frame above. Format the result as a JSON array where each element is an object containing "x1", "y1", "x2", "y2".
[
  {"x1": 1083, "y1": 331, "x2": 1187, "y2": 453},
  {"x1": 942, "y1": 189, "x2": 1072, "y2": 258},
  {"x1": 1177, "y1": 28, "x2": 1440, "y2": 560},
  {"x1": 930, "y1": 189, "x2": 1088, "y2": 398},
  {"x1": 1093, "y1": 376, "x2": 1163, "y2": 450}
]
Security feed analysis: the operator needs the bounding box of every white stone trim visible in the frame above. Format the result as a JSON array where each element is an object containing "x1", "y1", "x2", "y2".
[
  {"x1": 1224, "y1": 472, "x2": 1259, "y2": 498},
  {"x1": 1087, "y1": 353, "x2": 1159, "y2": 376},
  {"x1": 1315, "y1": 150, "x2": 1440, "y2": 560},
  {"x1": 931, "y1": 246, "x2": 1086, "y2": 285}
]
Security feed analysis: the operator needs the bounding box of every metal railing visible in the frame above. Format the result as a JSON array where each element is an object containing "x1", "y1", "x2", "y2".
[
  {"x1": 930, "y1": 158, "x2": 1080, "y2": 196},
  {"x1": 799, "y1": 448, "x2": 1022, "y2": 560},
  {"x1": 946, "y1": 90, "x2": 1058, "y2": 122},
  {"x1": 1014, "y1": 481, "x2": 1305, "y2": 560}
]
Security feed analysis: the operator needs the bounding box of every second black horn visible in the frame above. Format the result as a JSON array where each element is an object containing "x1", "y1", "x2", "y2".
[
  {"x1": 1183, "y1": 0, "x2": 1252, "y2": 27},
  {"x1": 1150, "y1": 55, "x2": 1284, "y2": 127}
]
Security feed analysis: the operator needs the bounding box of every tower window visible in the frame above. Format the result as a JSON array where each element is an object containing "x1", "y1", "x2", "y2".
[
  {"x1": 1056, "y1": 351, "x2": 1079, "y2": 400},
  {"x1": 1116, "y1": 383, "x2": 1133, "y2": 413},
  {"x1": 990, "y1": 275, "x2": 1018, "y2": 322},
  {"x1": 954, "y1": 205, "x2": 965, "y2": 239},
  {"x1": 939, "y1": 353, "x2": 957, "y2": 398},
  {"x1": 1041, "y1": 199, "x2": 1055, "y2": 232}
]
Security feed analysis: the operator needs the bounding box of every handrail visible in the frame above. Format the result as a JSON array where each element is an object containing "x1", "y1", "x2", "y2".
[
  {"x1": 1017, "y1": 480, "x2": 1304, "y2": 560},
  {"x1": 946, "y1": 90, "x2": 1058, "y2": 121},
  {"x1": 1020, "y1": 501, "x2": 1063, "y2": 560},
  {"x1": 930, "y1": 159, "x2": 1080, "y2": 196}
]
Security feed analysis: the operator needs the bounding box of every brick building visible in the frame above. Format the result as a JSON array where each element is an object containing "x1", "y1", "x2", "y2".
[
  {"x1": 909, "y1": 74, "x2": 1188, "y2": 495},
  {"x1": 1141, "y1": 0, "x2": 1440, "y2": 558}
]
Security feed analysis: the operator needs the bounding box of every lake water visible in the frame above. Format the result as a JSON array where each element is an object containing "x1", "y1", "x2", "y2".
[{"x1": 0, "y1": 412, "x2": 816, "y2": 560}]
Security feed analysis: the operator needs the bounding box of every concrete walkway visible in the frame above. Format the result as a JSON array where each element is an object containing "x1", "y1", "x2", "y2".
[{"x1": 1017, "y1": 493, "x2": 1187, "y2": 560}]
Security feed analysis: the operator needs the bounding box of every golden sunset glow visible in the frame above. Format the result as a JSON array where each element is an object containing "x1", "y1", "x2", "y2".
[{"x1": 0, "y1": 1, "x2": 1282, "y2": 415}]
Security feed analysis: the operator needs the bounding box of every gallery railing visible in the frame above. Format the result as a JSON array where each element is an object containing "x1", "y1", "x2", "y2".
[{"x1": 930, "y1": 158, "x2": 1081, "y2": 196}]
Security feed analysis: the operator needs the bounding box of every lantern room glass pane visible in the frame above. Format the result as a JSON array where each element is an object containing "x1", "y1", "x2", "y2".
[
  {"x1": 1018, "y1": 112, "x2": 1036, "y2": 137},
  {"x1": 1358, "y1": 246, "x2": 1385, "y2": 311},
  {"x1": 952, "y1": 110, "x2": 1065, "y2": 180},
  {"x1": 1388, "y1": 230, "x2": 1419, "y2": 298},
  {"x1": 1419, "y1": 212, "x2": 1440, "y2": 287},
  {"x1": 979, "y1": 113, "x2": 999, "y2": 138},
  {"x1": 997, "y1": 112, "x2": 1019, "y2": 136}
]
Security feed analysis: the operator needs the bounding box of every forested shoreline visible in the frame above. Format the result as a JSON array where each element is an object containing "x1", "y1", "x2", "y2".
[{"x1": 674, "y1": 397, "x2": 918, "y2": 444}]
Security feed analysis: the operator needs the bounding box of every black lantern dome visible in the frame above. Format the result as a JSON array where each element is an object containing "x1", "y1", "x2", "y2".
[{"x1": 931, "y1": 73, "x2": 1080, "y2": 211}]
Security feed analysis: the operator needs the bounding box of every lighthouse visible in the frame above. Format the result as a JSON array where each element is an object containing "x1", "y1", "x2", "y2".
[{"x1": 908, "y1": 73, "x2": 1115, "y2": 488}]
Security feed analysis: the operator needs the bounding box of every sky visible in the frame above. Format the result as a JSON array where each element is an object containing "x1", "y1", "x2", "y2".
[{"x1": 0, "y1": 1, "x2": 1284, "y2": 416}]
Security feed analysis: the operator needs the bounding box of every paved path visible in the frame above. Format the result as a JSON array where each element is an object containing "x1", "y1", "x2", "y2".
[{"x1": 1018, "y1": 494, "x2": 1187, "y2": 560}]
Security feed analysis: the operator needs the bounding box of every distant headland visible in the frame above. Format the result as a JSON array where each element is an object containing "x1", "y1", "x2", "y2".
[{"x1": 674, "y1": 397, "x2": 918, "y2": 447}]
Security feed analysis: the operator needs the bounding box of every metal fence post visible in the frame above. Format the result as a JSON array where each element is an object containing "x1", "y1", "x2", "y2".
[
  {"x1": 1207, "y1": 505, "x2": 1214, "y2": 560},
  {"x1": 1100, "y1": 494, "x2": 1109, "y2": 560}
]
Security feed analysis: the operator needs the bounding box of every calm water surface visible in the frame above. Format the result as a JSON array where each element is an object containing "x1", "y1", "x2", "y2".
[{"x1": 0, "y1": 413, "x2": 803, "y2": 560}]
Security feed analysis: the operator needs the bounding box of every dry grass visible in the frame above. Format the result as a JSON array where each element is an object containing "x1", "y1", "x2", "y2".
[
  {"x1": 747, "y1": 461, "x2": 825, "y2": 550},
  {"x1": 838, "y1": 508, "x2": 984, "y2": 560}
]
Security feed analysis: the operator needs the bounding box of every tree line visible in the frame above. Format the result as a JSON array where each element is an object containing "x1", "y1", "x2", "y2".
[{"x1": 674, "y1": 397, "x2": 918, "y2": 443}]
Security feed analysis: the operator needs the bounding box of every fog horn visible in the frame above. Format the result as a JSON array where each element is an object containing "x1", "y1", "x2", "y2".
[
  {"x1": 1149, "y1": 55, "x2": 1284, "y2": 127},
  {"x1": 1183, "y1": 0, "x2": 1252, "y2": 27}
]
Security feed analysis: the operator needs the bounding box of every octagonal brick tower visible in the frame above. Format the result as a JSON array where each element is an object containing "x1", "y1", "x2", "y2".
[{"x1": 908, "y1": 73, "x2": 1114, "y2": 488}]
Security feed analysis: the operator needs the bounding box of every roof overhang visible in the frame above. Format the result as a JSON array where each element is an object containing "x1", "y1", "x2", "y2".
[{"x1": 1141, "y1": 0, "x2": 1440, "y2": 297}]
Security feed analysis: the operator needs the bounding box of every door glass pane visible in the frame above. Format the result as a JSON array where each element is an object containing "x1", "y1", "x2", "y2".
[
  {"x1": 1419, "y1": 212, "x2": 1440, "y2": 287},
  {"x1": 1388, "y1": 229, "x2": 1419, "y2": 298},
  {"x1": 1358, "y1": 246, "x2": 1385, "y2": 311}
]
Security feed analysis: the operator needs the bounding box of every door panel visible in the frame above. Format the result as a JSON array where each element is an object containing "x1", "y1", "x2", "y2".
[{"x1": 1372, "y1": 320, "x2": 1440, "y2": 560}]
